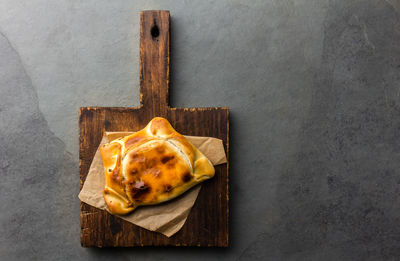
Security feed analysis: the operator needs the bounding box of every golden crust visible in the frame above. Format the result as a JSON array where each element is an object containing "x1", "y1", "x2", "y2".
[{"x1": 99, "y1": 117, "x2": 215, "y2": 215}]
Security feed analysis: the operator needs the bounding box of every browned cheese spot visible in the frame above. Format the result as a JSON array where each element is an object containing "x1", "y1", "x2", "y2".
[
  {"x1": 166, "y1": 161, "x2": 176, "y2": 169},
  {"x1": 129, "y1": 180, "x2": 151, "y2": 201},
  {"x1": 155, "y1": 146, "x2": 165, "y2": 154},
  {"x1": 164, "y1": 184, "x2": 173, "y2": 193},
  {"x1": 161, "y1": 155, "x2": 174, "y2": 164},
  {"x1": 129, "y1": 153, "x2": 146, "y2": 164},
  {"x1": 146, "y1": 158, "x2": 158, "y2": 168},
  {"x1": 182, "y1": 172, "x2": 193, "y2": 183}
]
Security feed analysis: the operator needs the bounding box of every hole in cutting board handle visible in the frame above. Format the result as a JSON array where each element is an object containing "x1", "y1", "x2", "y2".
[{"x1": 151, "y1": 24, "x2": 160, "y2": 38}]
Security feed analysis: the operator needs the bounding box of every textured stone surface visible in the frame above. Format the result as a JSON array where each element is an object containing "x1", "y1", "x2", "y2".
[{"x1": 1, "y1": 0, "x2": 400, "y2": 260}]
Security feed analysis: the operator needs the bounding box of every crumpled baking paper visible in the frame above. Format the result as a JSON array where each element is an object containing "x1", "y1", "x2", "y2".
[{"x1": 78, "y1": 132, "x2": 227, "y2": 237}]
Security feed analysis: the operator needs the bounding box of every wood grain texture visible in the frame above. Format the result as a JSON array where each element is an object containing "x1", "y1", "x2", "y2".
[{"x1": 79, "y1": 10, "x2": 229, "y2": 247}]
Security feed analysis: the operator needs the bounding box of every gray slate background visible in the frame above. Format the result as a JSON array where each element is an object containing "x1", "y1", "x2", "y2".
[{"x1": 1, "y1": 0, "x2": 400, "y2": 260}]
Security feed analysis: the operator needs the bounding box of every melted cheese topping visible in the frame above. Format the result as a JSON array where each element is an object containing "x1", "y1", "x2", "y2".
[{"x1": 99, "y1": 117, "x2": 215, "y2": 215}]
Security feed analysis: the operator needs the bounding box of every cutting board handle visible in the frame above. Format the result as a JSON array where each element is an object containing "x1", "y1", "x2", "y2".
[{"x1": 140, "y1": 10, "x2": 170, "y2": 114}]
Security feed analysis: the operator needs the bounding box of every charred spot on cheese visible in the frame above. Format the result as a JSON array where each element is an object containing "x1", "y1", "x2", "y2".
[
  {"x1": 161, "y1": 155, "x2": 174, "y2": 164},
  {"x1": 164, "y1": 184, "x2": 173, "y2": 192},
  {"x1": 126, "y1": 136, "x2": 144, "y2": 148},
  {"x1": 130, "y1": 168, "x2": 138, "y2": 176},
  {"x1": 182, "y1": 172, "x2": 193, "y2": 183},
  {"x1": 130, "y1": 180, "x2": 151, "y2": 201}
]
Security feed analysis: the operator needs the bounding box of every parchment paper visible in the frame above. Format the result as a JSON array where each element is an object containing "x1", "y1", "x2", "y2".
[{"x1": 78, "y1": 132, "x2": 227, "y2": 237}]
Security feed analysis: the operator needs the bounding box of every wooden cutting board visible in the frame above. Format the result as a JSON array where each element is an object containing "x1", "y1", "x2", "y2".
[{"x1": 79, "y1": 10, "x2": 229, "y2": 247}]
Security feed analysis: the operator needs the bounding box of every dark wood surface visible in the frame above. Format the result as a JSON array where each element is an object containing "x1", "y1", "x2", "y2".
[{"x1": 79, "y1": 10, "x2": 229, "y2": 247}]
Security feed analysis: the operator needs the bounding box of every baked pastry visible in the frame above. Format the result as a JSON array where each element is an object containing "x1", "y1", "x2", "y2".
[{"x1": 99, "y1": 117, "x2": 215, "y2": 215}]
